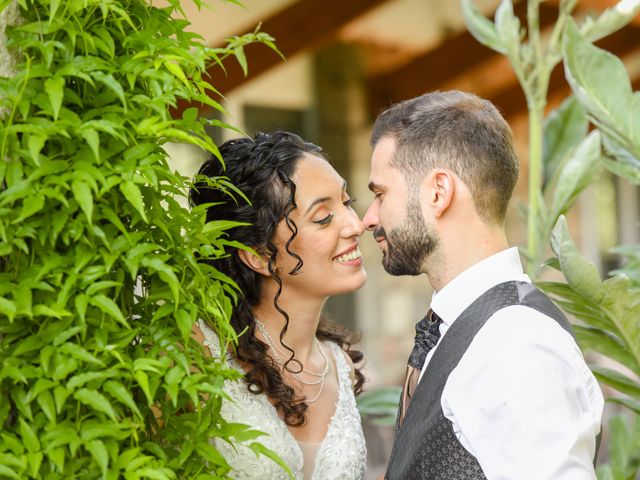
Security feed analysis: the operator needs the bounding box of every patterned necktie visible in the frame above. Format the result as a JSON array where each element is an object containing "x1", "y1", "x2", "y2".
[{"x1": 398, "y1": 308, "x2": 443, "y2": 426}]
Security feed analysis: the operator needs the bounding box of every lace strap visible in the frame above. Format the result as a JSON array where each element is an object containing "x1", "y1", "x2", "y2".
[{"x1": 324, "y1": 341, "x2": 354, "y2": 394}]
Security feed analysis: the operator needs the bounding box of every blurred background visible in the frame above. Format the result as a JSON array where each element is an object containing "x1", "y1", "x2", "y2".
[{"x1": 161, "y1": 0, "x2": 640, "y2": 477}]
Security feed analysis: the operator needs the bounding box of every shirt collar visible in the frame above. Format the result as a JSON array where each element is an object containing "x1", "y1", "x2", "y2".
[{"x1": 430, "y1": 247, "x2": 530, "y2": 328}]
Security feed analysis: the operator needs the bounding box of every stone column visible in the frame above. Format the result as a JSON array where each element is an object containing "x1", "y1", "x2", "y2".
[
  {"x1": 310, "y1": 42, "x2": 368, "y2": 331},
  {"x1": 1, "y1": 1, "x2": 20, "y2": 118}
]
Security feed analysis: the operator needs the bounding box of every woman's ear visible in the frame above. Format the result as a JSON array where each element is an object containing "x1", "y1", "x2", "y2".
[{"x1": 238, "y1": 249, "x2": 270, "y2": 277}]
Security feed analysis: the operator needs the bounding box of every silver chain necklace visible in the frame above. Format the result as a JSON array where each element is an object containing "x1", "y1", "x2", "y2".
[{"x1": 254, "y1": 318, "x2": 329, "y2": 403}]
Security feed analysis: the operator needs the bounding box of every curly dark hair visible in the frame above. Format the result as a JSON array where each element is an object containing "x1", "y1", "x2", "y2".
[{"x1": 190, "y1": 131, "x2": 365, "y2": 427}]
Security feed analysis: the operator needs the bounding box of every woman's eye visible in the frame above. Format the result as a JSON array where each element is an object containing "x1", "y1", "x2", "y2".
[
  {"x1": 313, "y1": 213, "x2": 334, "y2": 225},
  {"x1": 343, "y1": 198, "x2": 357, "y2": 207}
]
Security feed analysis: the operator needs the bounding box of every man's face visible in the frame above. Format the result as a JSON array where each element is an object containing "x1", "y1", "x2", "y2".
[{"x1": 363, "y1": 136, "x2": 438, "y2": 276}]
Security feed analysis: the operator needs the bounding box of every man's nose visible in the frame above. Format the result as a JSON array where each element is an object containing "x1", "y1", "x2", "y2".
[{"x1": 362, "y1": 203, "x2": 378, "y2": 232}]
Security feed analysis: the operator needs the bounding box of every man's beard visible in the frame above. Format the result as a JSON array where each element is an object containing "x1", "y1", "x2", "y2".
[{"x1": 374, "y1": 201, "x2": 438, "y2": 276}]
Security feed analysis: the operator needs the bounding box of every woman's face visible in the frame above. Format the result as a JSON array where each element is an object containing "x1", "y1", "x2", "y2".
[{"x1": 272, "y1": 153, "x2": 367, "y2": 298}]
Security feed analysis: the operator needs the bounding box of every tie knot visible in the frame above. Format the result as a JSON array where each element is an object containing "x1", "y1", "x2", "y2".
[{"x1": 408, "y1": 309, "x2": 443, "y2": 370}]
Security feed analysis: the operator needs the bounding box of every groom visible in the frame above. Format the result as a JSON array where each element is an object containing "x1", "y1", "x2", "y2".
[{"x1": 363, "y1": 91, "x2": 604, "y2": 479}]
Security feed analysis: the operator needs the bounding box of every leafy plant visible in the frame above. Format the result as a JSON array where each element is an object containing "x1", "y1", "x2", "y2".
[
  {"x1": 539, "y1": 17, "x2": 640, "y2": 417},
  {"x1": 0, "y1": 0, "x2": 282, "y2": 478},
  {"x1": 596, "y1": 414, "x2": 640, "y2": 480},
  {"x1": 462, "y1": 0, "x2": 640, "y2": 398},
  {"x1": 462, "y1": 0, "x2": 640, "y2": 274},
  {"x1": 356, "y1": 386, "x2": 402, "y2": 427},
  {"x1": 462, "y1": 1, "x2": 640, "y2": 475}
]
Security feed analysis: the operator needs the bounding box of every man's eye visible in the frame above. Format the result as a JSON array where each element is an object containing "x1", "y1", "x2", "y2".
[{"x1": 313, "y1": 213, "x2": 334, "y2": 225}]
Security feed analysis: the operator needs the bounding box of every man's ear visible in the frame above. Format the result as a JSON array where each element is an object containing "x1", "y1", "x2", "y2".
[
  {"x1": 425, "y1": 169, "x2": 454, "y2": 219},
  {"x1": 237, "y1": 249, "x2": 270, "y2": 277}
]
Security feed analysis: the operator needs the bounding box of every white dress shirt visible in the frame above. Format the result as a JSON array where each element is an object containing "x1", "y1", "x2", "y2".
[{"x1": 418, "y1": 247, "x2": 604, "y2": 480}]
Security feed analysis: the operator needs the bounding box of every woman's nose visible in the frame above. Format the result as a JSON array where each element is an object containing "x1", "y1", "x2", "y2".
[{"x1": 342, "y1": 208, "x2": 365, "y2": 237}]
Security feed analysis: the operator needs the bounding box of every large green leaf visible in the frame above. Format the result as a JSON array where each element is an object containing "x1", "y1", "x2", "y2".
[
  {"x1": 547, "y1": 131, "x2": 601, "y2": 233},
  {"x1": 356, "y1": 386, "x2": 402, "y2": 426},
  {"x1": 595, "y1": 275, "x2": 640, "y2": 364},
  {"x1": 542, "y1": 96, "x2": 588, "y2": 187},
  {"x1": 494, "y1": 0, "x2": 520, "y2": 61},
  {"x1": 461, "y1": 0, "x2": 505, "y2": 54},
  {"x1": 563, "y1": 19, "x2": 640, "y2": 160},
  {"x1": 579, "y1": 0, "x2": 640, "y2": 42},
  {"x1": 550, "y1": 216, "x2": 602, "y2": 298},
  {"x1": 574, "y1": 325, "x2": 639, "y2": 376},
  {"x1": 602, "y1": 135, "x2": 640, "y2": 185},
  {"x1": 591, "y1": 366, "x2": 640, "y2": 397}
]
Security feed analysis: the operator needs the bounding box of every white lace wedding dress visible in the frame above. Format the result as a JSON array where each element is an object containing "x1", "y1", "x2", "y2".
[{"x1": 199, "y1": 321, "x2": 367, "y2": 480}]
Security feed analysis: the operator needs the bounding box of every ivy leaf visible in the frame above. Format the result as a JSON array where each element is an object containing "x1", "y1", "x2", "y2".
[
  {"x1": 74, "y1": 388, "x2": 117, "y2": 420},
  {"x1": 80, "y1": 127, "x2": 101, "y2": 162},
  {"x1": 18, "y1": 418, "x2": 40, "y2": 453},
  {"x1": 233, "y1": 46, "x2": 248, "y2": 76},
  {"x1": 49, "y1": 0, "x2": 61, "y2": 22},
  {"x1": 133, "y1": 371, "x2": 152, "y2": 405},
  {"x1": 0, "y1": 297, "x2": 17, "y2": 323},
  {"x1": 45, "y1": 75, "x2": 64, "y2": 121},
  {"x1": 89, "y1": 294, "x2": 129, "y2": 328},
  {"x1": 103, "y1": 381, "x2": 143, "y2": 419},
  {"x1": 92, "y1": 71, "x2": 126, "y2": 110},
  {"x1": 248, "y1": 442, "x2": 294, "y2": 479},
  {"x1": 14, "y1": 194, "x2": 45, "y2": 223},
  {"x1": 71, "y1": 180, "x2": 93, "y2": 223},
  {"x1": 0, "y1": 465, "x2": 20, "y2": 480},
  {"x1": 120, "y1": 181, "x2": 148, "y2": 223},
  {"x1": 86, "y1": 440, "x2": 109, "y2": 477},
  {"x1": 36, "y1": 390, "x2": 56, "y2": 423}
]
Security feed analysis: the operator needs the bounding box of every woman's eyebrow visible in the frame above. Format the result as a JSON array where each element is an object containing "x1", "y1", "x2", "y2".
[
  {"x1": 304, "y1": 196, "x2": 331, "y2": 215},
  {"x1": 303, "y1": 180, "x2": 347, "y2": 215}
]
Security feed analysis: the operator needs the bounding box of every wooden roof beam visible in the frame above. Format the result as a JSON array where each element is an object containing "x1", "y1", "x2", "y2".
[
  {"x1": 489, "y1": 23, "x2": 640, "y2": 118},
  {"x1": 176, "y1": 0, "x2": 392, "y2": 116},
  {"x1": 547, "y1": 0, "x2": 640, "y2": 26},
  {"x1": 366, "y1": 2, "x2": 559, "y2": 116}
]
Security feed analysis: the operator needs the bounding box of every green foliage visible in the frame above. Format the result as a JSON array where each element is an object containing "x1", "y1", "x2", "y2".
[
  {"x1": 462, "y1": 0, "x2": 640, "y2": 273},
  {"x1": 463, "y1": 0, "x2": 640, "y2": 474},
  {"x1": 356, "y1": 386, "x2": 401, "y2": 427},
  {"x1": 596, "y1": 414, "x2": 640, "y2": 480},
  {"x1": 0, "y1": 0, "x2": 281, "y2": 478},
  {"x1": 539, "y1": 217, "x2": 640, "y2": 413}
]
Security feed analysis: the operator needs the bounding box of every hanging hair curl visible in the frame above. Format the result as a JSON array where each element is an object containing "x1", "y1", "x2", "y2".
[{"x1": 190, "y1": 131, "x2": 364, "y2": 426}]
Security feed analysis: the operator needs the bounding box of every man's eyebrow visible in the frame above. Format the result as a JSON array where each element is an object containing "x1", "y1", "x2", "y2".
[
  {"x1": 368, "y1": 181, "x2": 382, "y2": 192},
  {"x1": 304, "y1": 180, "x2": 347, "y2": 215}
]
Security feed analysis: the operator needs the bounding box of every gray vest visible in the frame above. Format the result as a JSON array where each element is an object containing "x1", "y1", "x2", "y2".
[{"x1": 385, "y1": 281, "x2": 574, "y2": 480}]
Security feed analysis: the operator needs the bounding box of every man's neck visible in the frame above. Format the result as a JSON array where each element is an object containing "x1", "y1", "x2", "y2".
[{"x1": 426, "y1": 228, "x2": 509, "y2": 292}]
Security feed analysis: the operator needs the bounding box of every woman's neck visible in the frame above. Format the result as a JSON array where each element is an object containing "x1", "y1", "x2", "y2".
[{"x1": 252, "y1": 294, "x2": 326, "y2": 364}]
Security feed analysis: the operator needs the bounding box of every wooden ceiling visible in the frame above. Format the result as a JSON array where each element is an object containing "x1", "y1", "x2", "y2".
[{"x1": 178, "y1": 0, "x2": 640, "y2": 120}]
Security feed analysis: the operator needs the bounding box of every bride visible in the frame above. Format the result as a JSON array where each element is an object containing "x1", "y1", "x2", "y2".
[{"x1": 190, "y1": 131, "x2": 368, "y2": 479}]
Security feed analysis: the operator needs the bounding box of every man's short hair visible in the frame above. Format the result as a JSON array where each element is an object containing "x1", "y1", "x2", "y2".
[{"x1": 371, "y1": 90, "x2": 519, "y2": 224}]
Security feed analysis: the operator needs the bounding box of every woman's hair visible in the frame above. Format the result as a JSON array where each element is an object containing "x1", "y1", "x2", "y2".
[{"x1": 190, "y1": 131, "x2": 364, "y2": 426}]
